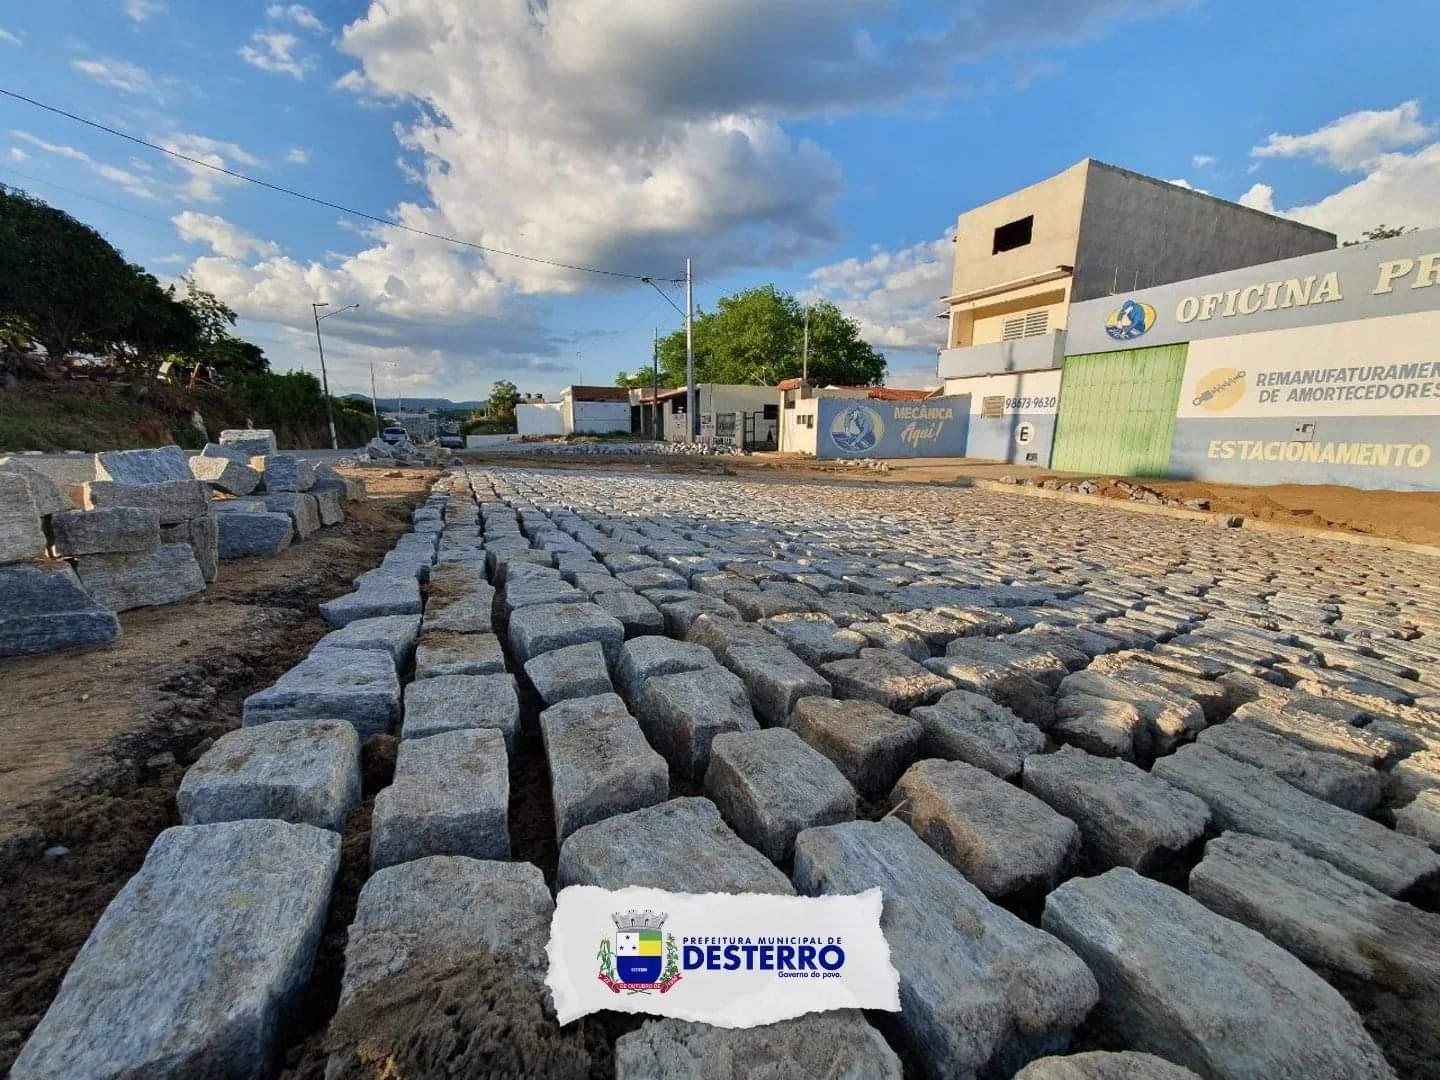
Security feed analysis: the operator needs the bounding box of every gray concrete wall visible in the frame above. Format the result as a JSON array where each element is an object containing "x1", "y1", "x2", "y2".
[{"x1": 1072, "y1": 161, "x2": 1335, "y2": 303}]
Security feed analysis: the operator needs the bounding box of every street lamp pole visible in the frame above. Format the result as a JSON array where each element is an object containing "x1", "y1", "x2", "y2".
[
  {"x1": 368, "y1": 360, "x2": 382, "y2": 437},
  {"x1": 311, "y1": 302, "x2": 359, "y2": 450}
]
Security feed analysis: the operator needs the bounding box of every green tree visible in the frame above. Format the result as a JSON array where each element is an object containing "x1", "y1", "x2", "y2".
[
  {"x1": 488, "y1": 379, "x2": 521, "y2": 429},
  {"x1": 1343, "y1": 225, "x2": 1412, "y2": 247},
  {"x1": 651, "y1": 285, "x2": 885, "y2": 388},
  {"x1": 116, "y1": 271, "x2": 201, "y2": 373},
  {"x1": 0, "y1": 186, "x2": 141, "y2": 361}
]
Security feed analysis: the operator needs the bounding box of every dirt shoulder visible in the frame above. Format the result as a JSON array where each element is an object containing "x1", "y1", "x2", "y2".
[{"x1": 0, "y1": 467, "x2": 434, "y2": 1072}]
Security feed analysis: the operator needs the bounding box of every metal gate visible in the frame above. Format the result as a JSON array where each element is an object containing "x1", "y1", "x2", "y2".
[
  {"x1": 742, "y1": 410, "x2": 777, "y2": 451},
  {"x1": 1050, "y1": 344, "x2": 1188, "y2": 477}
]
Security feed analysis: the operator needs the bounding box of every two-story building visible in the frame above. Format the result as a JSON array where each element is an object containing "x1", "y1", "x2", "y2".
[{"x1": 938, "y1": 159, "x2": 1335, "y2": 466}]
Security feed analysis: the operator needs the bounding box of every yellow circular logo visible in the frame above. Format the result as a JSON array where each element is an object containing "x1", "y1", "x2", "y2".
[{"x1": 1192, "y1": 367, "x2": 1246, "y2": 412}]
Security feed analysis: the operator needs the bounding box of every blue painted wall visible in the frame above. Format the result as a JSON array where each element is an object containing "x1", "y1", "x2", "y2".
[
  {"x1": 815, "y1": 397, "x2": 971, "y2": 459},
  {"x1": 1170, "y1": 416, "x2": 1440, "y2": 491},
  {"x1": 966, "y1": 411, "x2": 1058, "y2": 466}
]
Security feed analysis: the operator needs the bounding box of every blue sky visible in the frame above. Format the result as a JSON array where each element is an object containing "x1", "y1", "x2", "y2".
[{"x1": 2, "y1": 1, "x2": 1436, "y2": 402}]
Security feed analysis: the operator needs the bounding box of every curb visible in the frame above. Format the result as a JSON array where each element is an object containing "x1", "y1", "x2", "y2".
[{"x1": 963, "y1": 478, "x2": 1440, "y2": 560}]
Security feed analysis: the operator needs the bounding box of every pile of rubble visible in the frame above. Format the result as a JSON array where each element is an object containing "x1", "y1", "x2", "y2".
[
  {"x1": 999, "y1": 473, "x2": 1215, "y2": 511},
  {"x1": 0, "y1": 429, "x2": 363, "y2": 659},
  {"x1": 352, "y1": 436, "x2": 442, "y2": 468},
  {"x1": 12, "y1": 465, "x2": 1440, "y2": 1079}
]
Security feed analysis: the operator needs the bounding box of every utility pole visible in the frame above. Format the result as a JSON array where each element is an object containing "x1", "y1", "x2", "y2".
[
  {"x1": 685, "y1": 257, "x2": 696, "y2": 439},
  {"x1": 311, "y1": 302, "x2": 358, "y2": 450},
  {"x1": 652, "y1": 326, "x2": 660, "y2": 441},
  {"x1": 368, "y1": 360, "x2": 381, "y2": 436},
  {"x1": 802, "y1": 304, "x2": 810, "y2": 385}
]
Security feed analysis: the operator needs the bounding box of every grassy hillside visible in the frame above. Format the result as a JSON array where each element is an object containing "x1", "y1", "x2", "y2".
[{"x1": 0, "y1": 380, "x2": 376, "y2": 452}]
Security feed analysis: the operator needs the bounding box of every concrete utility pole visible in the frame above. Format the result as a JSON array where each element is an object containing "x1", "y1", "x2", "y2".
[
  {"x1": 802, "y1": 304, "x2": 810, "y2": 384},
  {"x1": 312, "y1": 302, "x2": 359, "y2": 450},
  {"x1": 368, "y1": 360, "x2": 381, "y2": 436},
  {"x1": 685, "y1": 257, "x2": 697, "y2": 438},
  {"x1": 652, "y1": 326, "x2": 660, "y2": 441}
]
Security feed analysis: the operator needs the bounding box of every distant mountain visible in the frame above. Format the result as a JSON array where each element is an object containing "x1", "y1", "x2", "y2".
[{"x1": 343, "y1": 394, "x2": 487, "y2": 412}]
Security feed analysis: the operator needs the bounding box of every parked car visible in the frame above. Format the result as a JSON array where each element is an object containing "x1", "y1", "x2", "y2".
[
  {"x1": 381, "y1": 426, "x2": 410, "y2": 445},
  {"x1": 438, "y1": 432, "x2": 465, "y2": 449}
]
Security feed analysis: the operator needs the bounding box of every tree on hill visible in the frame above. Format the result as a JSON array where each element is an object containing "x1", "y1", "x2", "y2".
[
  {"x1": 0, "y1": 186, "x2": 144, "y2": 361},
  {"x1": 615, "y1": 285, "x2": 885, "y2": 388}
]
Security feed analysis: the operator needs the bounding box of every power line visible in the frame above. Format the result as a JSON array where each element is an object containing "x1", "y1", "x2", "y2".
[{"x1": 0, "y1": 86, "x2": 681, "y2": 283}]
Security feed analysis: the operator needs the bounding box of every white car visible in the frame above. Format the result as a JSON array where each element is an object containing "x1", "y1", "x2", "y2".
[{"x1": 381, "y1": 426, "x2": 410, "y2": 445}]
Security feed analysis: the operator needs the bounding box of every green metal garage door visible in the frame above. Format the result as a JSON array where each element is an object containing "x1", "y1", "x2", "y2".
[{"x1": 1050, "y1": 344, "x2": 1188, "y2": 477}]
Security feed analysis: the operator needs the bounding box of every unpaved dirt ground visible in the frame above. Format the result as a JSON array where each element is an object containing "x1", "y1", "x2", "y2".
[
  {"x1": 0, "y1": 468, "x2": 435, "y2": 1074},
  {"x1": 464, "y1": 450, "x2": 1440, "y2": 548}
]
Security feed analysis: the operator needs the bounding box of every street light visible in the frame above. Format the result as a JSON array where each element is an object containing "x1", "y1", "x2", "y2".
[{"x1": 312, "y1": 301, "x2": 359, "y2": 450}]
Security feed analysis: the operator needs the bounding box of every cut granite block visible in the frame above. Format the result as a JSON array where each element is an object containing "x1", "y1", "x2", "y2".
[
  {"x1": 261, "y1": 493, "x2": 321, "y2": 540},
  {"x1": 313, "y1": 614, "x2": 421, "y2": 669},
  {"x1": 161, "y1": 514, "x2": 218, "y2": 584},
  {"x1": 615, "y1": 1014, "x2": 901, "y2": 1080},
  {"x1": 509, "y1": 601, "x2": 625, "y2": 666},
  {"x1": 1022, "y1": 746, "x2": 1210, "y2": 873},
  {"x1": 821, "y1": 648, "x2": 954, "y2": 712},
  {"x1": 793, "y1": 819, "x2": 1098, "y2": 1079},
  {"x1": 923, "y1": 654, "x2": 1055, "y2": 729},
  {"x1": 524, "y1": 641, "x2": 614, "y2": 707},
  {"x1": 910, "y1": 689, "x2": 1046, "y2": 780},
  {"x1": 338, "y1": 857, "x2": 553, "y2": 1007},
  {"x1": 177, "y1": 719, "x2": 361, "y2": 832},
  {"x1": 635, "y1": 665, "x2": 760, "y2": 779},
  {"x1": 308, "y1": 481, "x2": 345, "y2": 526},
  {"x1": 0, "y1": 455, "x2": 72, "y2": 516},
  {"x1": 0, "y1": 560, "x2": 120, "y2": 657},
  {"x1": 94, "y1": 445, "x2": 190, "y2": 484},
  {"x1": 242, "y1": 649, "x2": 401, "y2": 738},
  {"x1": 219, "y1": 428, "x2": 278, "y2": 457},
  {"x1": 891, "y1": 758, "x2": 1078, "y2": 900},
  {"x1": 73, "y1": 542, "x2": 206, "y2": 612},
  {"x1": 542, "y1": 693, "x2": 669, "y2": 841},
  {"x1": 422, "y1": 582, "x2": 495, "y2": 634},
  {"x1": 1153, "y1": 744, "x2": 1440, "y2": 897},
  {"x1": 402, "y1": 673, "x2": 520, "y2": 749},
  {"x1": 595, "y1": 588, "x2": 665, "y2": 638},
  {"x1": 256, "y1": 453, "x2": 316, "y2": 493},
  {"x1": 413, "y1": 630, "x2": 507, "y2": 678},
  {"x1": 10, "y1": 820, "x2": 338, "y2": 1080},
  {"x1": 760, "y1": 612, "x2": 867, "y2": 666},
  {"x1": 370, "y1": 728, "x2": 510, "y2": 870},
  {"x1": 557, "y1": 796, "x2": 794, "y2": 894},
  {"x1": 82, "y1": 479, "x2": 210, "y2": 524},
  {"x1": 615, "y1": 635, "x2": 718, "y2": 705},
  {"x1": 48, "y1": 506, "x2": 160, "y2": 556},
  {"x1": 216, "y1": 511, "x2": 293, "y2": 559},
  {"x1": 1013, "y1": 1053, "x2": 1202, "y2": 1080},
  {"x1": 188, "y1": 454, "x2": 261, "y2": 496},
  {"x1": 0, "y1": 472, "x2": 48, "y2": 562},
  {"x1": 704, "y1": 728, "x2": 856, "y2": 864},
  {"x1": 1042, "y1": 868, "x2": 1393, "y2": 1080},
  {"x1": 787, "y1": 696, "x2": 922, "y2": 799},
  {"x1": 724, "y1": 645, "x2": 833, "y2": 725},
  {"x1": 319, "y1": 580, "x2": 422, "y2": 628},
  {"x1": 1197, "y1": 722, "x2": 1383, "y2": 813}
]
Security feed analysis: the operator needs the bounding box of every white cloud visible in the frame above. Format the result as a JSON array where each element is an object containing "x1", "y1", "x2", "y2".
[
  {"x1": 1192, "y1": 153, "x2": 1216, "y2": 168},
  {"x1": 1239, "y1": 102, "x2": 1440, "y2": 242},
  {"x1": 173, "y1": 211, "x2": 281, "y2": 259},
  {"x1": 805, "y1": 233, "x2": 952, "y2": 354},
  {"x1": 124, "y1": 0, "x2": 164, "y2": 21},
  {"x1": 154, "y1": 132, "x2": 258, "y2": 203},
  {"x1": 1251, "y1": 100, "x2": 1433, "y2": 171},
  {"x1": 0, "y1": 26, "x2": 20, "y2": 45},
  {"x1": 71, "y1": 57, "x2": 164, "y2": 98},
  {"x1": 240, "y1": 31, "x2": 308, "y2": 78},
  {"x1": 7, "y1": 146, "x2": 28, "y2": 162},
  {"x1": 1238, "y1": 182, "x2": 1274, "y2": 213},
  {"x1": 285, "y1": 147, "x2": 310, "y2": 164},
  {"x1": 266, "y1": 4, "x2": 325, "y2": 32},
  {"x1": 10, "y1": 130, "x2": 157, "y2": 199}
]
